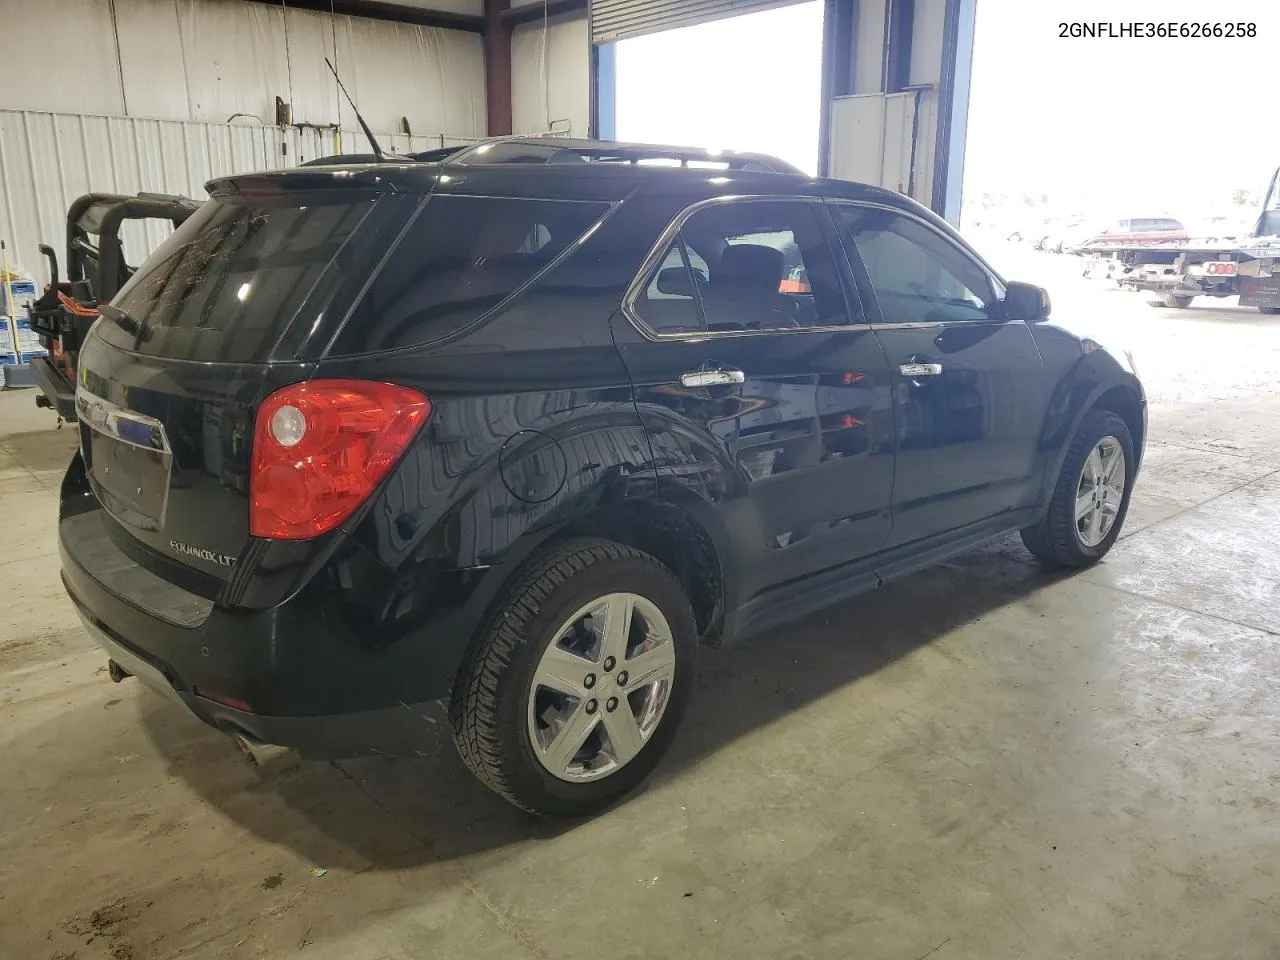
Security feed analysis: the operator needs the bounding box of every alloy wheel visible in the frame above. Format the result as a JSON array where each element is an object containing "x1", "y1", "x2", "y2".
[
  {"x1": 527, "y1": 592, "x2": 676, "y2": 782},
  {"x1": 1075, "y1": 435, "x2": 1126, "y2": 547}
]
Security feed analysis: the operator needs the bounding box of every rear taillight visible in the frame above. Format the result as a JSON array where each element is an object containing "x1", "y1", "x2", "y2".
[
  {"x1": 1204, "y1": 261, "x2": 1237, "y2": 276},
  {"x1": 250, "y1": 379, "x2": 431, "y2": 540}
]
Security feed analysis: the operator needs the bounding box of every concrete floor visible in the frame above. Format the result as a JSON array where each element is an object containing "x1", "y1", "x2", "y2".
[{"x1": 2, "y1": 246, "x2": 1278, "y2": 960}]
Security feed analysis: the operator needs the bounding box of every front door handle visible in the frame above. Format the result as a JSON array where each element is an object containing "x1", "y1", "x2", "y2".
[
  {"x1": 680, "y1": 368, "x2": 746, "y2": 389},
  {"x1": 899, "y1": 362, "x2": 943, "y2": 377}
]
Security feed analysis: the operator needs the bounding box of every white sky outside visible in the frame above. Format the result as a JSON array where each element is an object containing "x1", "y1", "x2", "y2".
[
  {"x1": 614, "y1": 2, "x2": 825, "y2": 175},
  {"x1": 964, "y1": 0, "x2": 1280, "y2": 218},
  {"x1": 615, "y1": 0, "x2": 1280, "y2": 220}
]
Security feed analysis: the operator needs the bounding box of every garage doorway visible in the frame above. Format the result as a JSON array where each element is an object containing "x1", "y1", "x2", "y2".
[{"x1": 613, "y1": 2, "x2": 824, "y2": 175}]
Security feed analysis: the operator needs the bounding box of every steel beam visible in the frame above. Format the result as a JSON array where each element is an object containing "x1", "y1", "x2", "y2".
[
  {"x1": 484, "y1": 0, "x2": 513, "y2": 135},
  {"x1": 931, "y1": 0, "x2": 976, "y2": 222},
  {"x1": 818, "y1": 0, "x2": 856, "y2": 176},
  {"x1": 881, "y1": 0, "x2": 913, "y2": 92},
  {"x1": 504, "y1": 0, "x2": 588, "y2": 27},
  {"x1": 591, "y1": 42, "x2": 617, "y2": 140},
  {"x1": 248, "y1": 0, "x2": 484, "y2": 33}
]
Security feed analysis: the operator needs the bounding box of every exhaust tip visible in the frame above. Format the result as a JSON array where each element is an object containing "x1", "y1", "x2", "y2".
[
  {"x1": 107, "y1": 659, "x2": 131, "y2": 683},
  {"x1": 232, "y1": 733, "x2": 294, "y2": 769}
]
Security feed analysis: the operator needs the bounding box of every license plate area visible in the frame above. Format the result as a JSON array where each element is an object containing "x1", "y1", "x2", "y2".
[{"x1": 77, "y1": 390, "x2": 173, "y2": 531}]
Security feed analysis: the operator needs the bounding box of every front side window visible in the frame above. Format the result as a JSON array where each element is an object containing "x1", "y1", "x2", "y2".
[
  {"x1": 331, "y1": 196, "x2": 610, "y2": 354},
  {"x1": 835, "y1": 205, "x2": 998, "y2": 324},
  {"x1": 632, "y1": 200, "x2": 855, "y2": 335}
]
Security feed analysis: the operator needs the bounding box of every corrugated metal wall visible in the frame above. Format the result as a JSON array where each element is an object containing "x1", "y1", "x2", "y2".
[
  {"x1": 0, "y1": 0, "x2": 487, "y2": 279},
  {"x1": 4, "y1": 0, "x2": 486, "y2": 137},
  {"x1": 0, "y1": 109, "x2": 476, "y2": 282},
  {"x1": 511, "y1": 16, "x2": 591, "y2": 138}
]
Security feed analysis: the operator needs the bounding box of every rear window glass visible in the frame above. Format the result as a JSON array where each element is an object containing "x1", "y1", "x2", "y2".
[
  {"x1": 329, "y1": 195, "x2": 610, "y2": 354},
  {"x1": 100, "y1": 192, "x2": 378, "y2": 362}
]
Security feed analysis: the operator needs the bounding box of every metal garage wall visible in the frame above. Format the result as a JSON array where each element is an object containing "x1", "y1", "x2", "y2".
[
  {"x1": 3, "y1": 0, "x2": 485, "y2": 138},
  {"x1": 511, "y1": 16, "x2": 591, "y2": 137},
  {"x1": 828, "y1": 92, "x2": 916, "y2": 194},
  {"x1": 590, "y1": 0, "x2": 811, "y2": 43},
  {"x1": 825, "y1": 0, "x2": 967, "y2": 220},
  {"x1": 0, "y1": 109, "x2": 469, "y2": 283}
]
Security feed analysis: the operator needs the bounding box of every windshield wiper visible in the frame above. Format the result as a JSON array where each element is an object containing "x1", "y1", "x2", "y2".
[{"x1": 100, "y1": 303, "x2": 151, "y2": 346}]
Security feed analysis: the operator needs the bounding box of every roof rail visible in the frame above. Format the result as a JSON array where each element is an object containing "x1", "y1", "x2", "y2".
[{"x1": 438, "y1": 137, "x2": 803, "y2": 175}]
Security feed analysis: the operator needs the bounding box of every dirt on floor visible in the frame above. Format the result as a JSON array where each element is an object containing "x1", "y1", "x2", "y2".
[{"x1": 2, "y1": 246, "x2": 1279, "y2": 959}]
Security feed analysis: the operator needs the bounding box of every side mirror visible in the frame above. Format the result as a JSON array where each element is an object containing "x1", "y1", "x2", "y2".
[{"x1": 1004, "y1": 280, "x2": 1051, "y2": 322}]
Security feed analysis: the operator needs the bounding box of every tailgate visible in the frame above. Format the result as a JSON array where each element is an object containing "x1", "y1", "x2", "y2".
[
  {"x1": 75, "y1": 334, "x2": 279, "y2": 584},
  {"x1": 69, "y1": 178, "x2": 404, "y2": 585}
]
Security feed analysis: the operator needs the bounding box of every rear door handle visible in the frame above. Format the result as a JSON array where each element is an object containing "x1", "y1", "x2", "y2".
[
  {"x1": 899, "y1": 362, "x2": 943, "y2": 377},
  {"x1": 680, "y1": 368, "x2": 746, "y2": 388}
]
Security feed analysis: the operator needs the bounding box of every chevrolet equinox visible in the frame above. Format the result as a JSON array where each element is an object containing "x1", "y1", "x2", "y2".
[{"x1": 58, "y1": 138, "x2": 1145, "y2": 816}]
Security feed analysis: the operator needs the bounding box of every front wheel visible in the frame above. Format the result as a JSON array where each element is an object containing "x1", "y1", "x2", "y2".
[
  {"x1": 450, "y1": 538, "x2": 696, "y2": 817},
  {"x1": 1021, "y1": 410, "x2": 1135, "y2": 568}
]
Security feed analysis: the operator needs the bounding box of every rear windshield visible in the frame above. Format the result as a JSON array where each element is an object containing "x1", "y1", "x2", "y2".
[
  {"x1": 328, "y1": 195, "x2": 611, "y2": 354},
  {"x1": 100, "y1": 191, "x2": 379, "y2": 362}
]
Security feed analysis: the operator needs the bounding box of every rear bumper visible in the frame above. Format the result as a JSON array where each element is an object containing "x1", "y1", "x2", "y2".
[
  {"x1": 59, "y1": 498, "x2": 494, "y2": 758},
  {"x1": 71, "y1": 602, "x2": 447, "y2": 757}
]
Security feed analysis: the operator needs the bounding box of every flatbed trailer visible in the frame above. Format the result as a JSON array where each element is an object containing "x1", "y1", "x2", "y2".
[{"x1": 1077, "y1": 166, "x2": 1280, "y2": 313}]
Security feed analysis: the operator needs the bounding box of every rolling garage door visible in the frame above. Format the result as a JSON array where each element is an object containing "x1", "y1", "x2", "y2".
[{"x1": 590, "y1": 0, "x2": 809, "y2": 43}]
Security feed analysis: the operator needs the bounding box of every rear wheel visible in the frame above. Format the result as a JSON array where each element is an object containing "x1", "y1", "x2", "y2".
[
  {"x1": 1147, "y1": 294, "x2": 1193, "y2": 308},
  {"x1": 1021, "y1": 410, "x2": 1134, "y2": 568},
  {"x1": 1258, "y1": 306, "x2": 1280, "y2": 315},
  {"x1": 450, "y1": 538, "x2": 696, "y2": 817}
]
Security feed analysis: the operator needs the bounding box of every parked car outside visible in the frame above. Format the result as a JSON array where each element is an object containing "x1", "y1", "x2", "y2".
[
  {"x1": 1043, "y1": 218, "x2": 1091, "y2": 254},
  {"x1": 1076, "y1": 216, "x2": 1189, "y2": 251},
  {"x1": 57, "y1": 138, "x2": 1146, "y2": 816}
]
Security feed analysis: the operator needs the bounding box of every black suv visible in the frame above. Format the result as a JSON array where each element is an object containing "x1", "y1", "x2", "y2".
[{"x1": 59, "y1": 138, "x2": 1145, "y2": 816}]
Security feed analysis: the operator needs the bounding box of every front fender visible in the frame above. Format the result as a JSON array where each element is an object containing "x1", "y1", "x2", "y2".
[{"x1": 1034, "y1": 348, "x2": 1144, "y2": 507}]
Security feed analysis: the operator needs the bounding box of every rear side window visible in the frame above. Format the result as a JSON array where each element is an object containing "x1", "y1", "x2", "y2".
[
  {"x1": 632, "y1": 199, "x2": 854, "y2": 335},
  {"x1": 103, "y1": 193, "x2": 378, "y2": 362},
  {"x1": 330, "y1": 196, "x2": 610, "y2": 354}
]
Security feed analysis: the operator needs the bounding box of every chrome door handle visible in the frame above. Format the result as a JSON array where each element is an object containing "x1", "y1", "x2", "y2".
[
  {"x1": 680, "y1": 368, "x2": 745, "y2": 388},
  {"x1": 899, "y1": 362, "x2": 943, "y2": 377}
]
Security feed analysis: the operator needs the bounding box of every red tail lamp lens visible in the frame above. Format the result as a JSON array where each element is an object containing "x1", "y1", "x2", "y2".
[{"x1": 250, "y1": 380, "x2": 431, "y2": 540}]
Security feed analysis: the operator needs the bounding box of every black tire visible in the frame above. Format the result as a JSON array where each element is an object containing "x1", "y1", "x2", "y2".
[
  {"x1": 450, "y1": 537, "x2": 696, "y2": 817},
  {"x1": 1147, "y1": 294, "x2": 1192, "y2": 308},
  {"x1": 1258, "y1": 306, "x2": 1280, "y2": 315},
  {"x1": 1020, "y1": 409, "x2": 1135, "y2": 568}
]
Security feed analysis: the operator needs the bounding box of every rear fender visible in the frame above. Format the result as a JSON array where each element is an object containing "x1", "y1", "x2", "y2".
[{"x1": 313, "y1": 404, "x2": 657, "y2": 644}]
